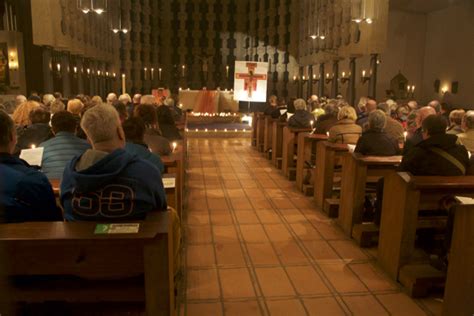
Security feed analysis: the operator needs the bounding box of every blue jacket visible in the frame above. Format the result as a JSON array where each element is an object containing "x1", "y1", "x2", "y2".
[
  {"x1": 60, "y1": 149, "x2": 167, "y2": 221},
  {"x1": 0, "y1": 153, "x2": 62, "y2": 222},
  {"x1": 125, "y1": 142, "x2": 164, "y2": 174},
  {"x1": 40, "y1": 132, "x2": 91, "y2": 180}
]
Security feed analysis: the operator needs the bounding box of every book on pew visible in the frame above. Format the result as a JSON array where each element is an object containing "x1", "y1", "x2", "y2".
[
  {"x1": 19, "y1": 147, "x2": 44, "y2": 167},
  {"x1": 163, "y1": 177, "x2": 176, "y2": 188}
]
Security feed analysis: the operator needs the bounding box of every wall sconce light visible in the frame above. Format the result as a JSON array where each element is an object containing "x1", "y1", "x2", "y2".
[
  {"x1": 441, "y1": 85, "x2": 449, "y2": 94},
  {"x1": 361, "y1": 69, "x2": 371, "y2": 84},
  {"x1": 8, "y1": 51, "x2": 18, "y2": 71},
  {"x1": 407, "y1": 84, "x2": 416, "y2": 97},
  {"x1": 113, "y1": 72, "x2": 116, "y2": 78},
  {"x1": 340, "y1": 71, "x2": 350, "y2": 84},
  {"x1": 86, "y1": 68, "x2": 91, "y2": 76},
  {"x1": 143, "y1": 67, "x2": 148, "y2": 80},
  {"x1": 325, "y1": 73, "x2": 333, "y2": 84},
  {"x1": 293, "y1": 75, "x2": 299, "y2": 84},
  {"x1": 301, "y1": 75, "x2": 308, "y2": 84},
  {"x1": 312, "y1": 74, "x2": 320, "y2": 84},
  {"x1": 151, "y1": 68, "x2": 154, "y2": 80},
  {"x1": 105, "y1": 71, "x2": 109, "y2": 77},
  {"x1": 73, "y1": 66, "x2": 77, "y2": 73}
]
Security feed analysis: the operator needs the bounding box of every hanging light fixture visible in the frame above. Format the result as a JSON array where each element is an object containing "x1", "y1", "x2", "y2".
[
  {"x1": 77, "y1": 0, "x2": 107, "y2": 15},
  {"x1": 310, "y1": 0, "x2": 325, "y2": 40},
  {"x1": 352, "y1": 0, "x2": 376, "y2": 24},
  {"x1": 110, "y1": 0, "x2": 130, "y2": 34}
]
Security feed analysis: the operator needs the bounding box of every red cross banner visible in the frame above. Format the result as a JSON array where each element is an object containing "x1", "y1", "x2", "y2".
[{"x1": 234, "y1": 61, "x2": 268, "y2": 102}]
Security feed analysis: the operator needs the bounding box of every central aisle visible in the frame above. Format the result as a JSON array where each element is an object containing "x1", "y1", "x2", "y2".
[{"x1": 180, "y1": 138, "x2": 439, "y2": 316}]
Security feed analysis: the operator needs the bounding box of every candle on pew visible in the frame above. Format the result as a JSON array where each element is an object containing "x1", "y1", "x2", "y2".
[
  {"x1": 403, "y1": 131, "x2": 407, "y2": 141},
  {"x1": 172, "y1": 142, "x2": 177, "y2": 152},
  {"x1": 31, "y1": 144, "x2": 36, "y2": 149},
  {"x1": 310, "y1": 120, "x2": 314, "y2": 129}
]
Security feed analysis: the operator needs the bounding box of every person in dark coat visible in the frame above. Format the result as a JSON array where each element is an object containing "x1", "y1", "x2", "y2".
[
  {"x1": 263, "y1": 95, "x2": 278, "y2": 115},
  {"x1": 355, "y1": 110, "x2": 401, "y2": 156},
  {"x1": 0, "y1": 110, "x2": 62, "y2": 223},
  {"x1": 287, "y1": 98, "x2": 315, "y2": 129},
  {"x1": 399, "y1": 115, "x2": 469, "y2": 175},
  {"x1": 315, "y1": 103, "x2": 339, "y2": 134},
  {"x1": 156, "y1": 99, "x2": 182, "y2": 141},
  {"x1": 375, "y1": 115, "x2": 470, "y2": 225},
  {"x1": 15, "y1": 107, "x2": 53, "y2": 154}
]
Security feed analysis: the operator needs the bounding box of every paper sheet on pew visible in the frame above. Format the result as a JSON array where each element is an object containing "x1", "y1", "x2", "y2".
[
  {"x1": 280, "y1": 109, "x2": 287, "y2": 116},
  {"x1": 287, "y1": 113, "x2": 294, "y2": 120},
  {"x1": 455, "y1": 196, "x2": 474, "y2": 205},
  {"x1": 19, "y1": 147, "x2": 44, "y2": 167},
  {"x1": 94, "y1": 223, "x2": 140, "y2": 234},
  {"x1": 163, "y1": 177, "x2": 176, "y2": 188},
  {"x1": 347, "y1": 144, "x2": 355, "y2": 153}
]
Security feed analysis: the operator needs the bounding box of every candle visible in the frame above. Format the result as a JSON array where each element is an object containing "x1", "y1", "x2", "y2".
[
  {"x1": 172, "y1": 142, "x2": 177, "y2": 152},
  {"x1": 143, "y1": 67, "x2": 147, "y2": 80},
  {"x1": 310, "y1": 120, "x2": 314, "y2": 128},
  {"x1": 121, "y1": 74, "x2": 126, "y2": 94},
  {"x1": 326, "y1": 132, "x2": 329, "y2": 137},
  {"x1": 362, "y1": 70, "x2": 366, "y2": 77},
  {"x1": 182, "y1": 65, "x2": 185, "y2": 77},
  {"x1": 226, "y1": 65, "x2": 229, "y2": 78},
  {"x1": 159, "y1": 68, "x2": 162, "y2": 80},
  {"x1": 326, "y1": 73, "x2": 329, "y2": 78},
  {"x1": 342, "y1": 71, "x2": 346, "y2": 78},
  {"x1": 403, "y1": 131, "x2": 408, "y2": 141},
  {"x1": 412, "y1": 85, "x2": 415, "y2": 92},
  {"x1": 31, "y1": 144, "x2": 36, "y2": 149},
  {"x1": 151, "y1": 68, "x2": 154, "y2": 80}
]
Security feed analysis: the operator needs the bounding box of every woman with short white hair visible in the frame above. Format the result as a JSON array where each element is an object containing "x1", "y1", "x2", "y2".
[
  {"x1": 287, "y1": 98, "x2": 315, "y2": 129},
  {"x1": 327, "y1": 105, "x2": 362, "y2": 144}
]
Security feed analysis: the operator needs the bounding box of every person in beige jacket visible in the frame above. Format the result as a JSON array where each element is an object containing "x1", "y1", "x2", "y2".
[
  {"x1": 328, "y1": 105, "x2": 362, "y2": 144},
  {"x1": 457, "y1": 111, "x2": 474, "y2": 152}
]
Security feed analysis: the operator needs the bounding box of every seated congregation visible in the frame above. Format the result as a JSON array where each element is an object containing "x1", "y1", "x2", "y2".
[
  {"x1": 254, "y1": 94, "x2": 474, "y2": 312},
  {"x1": 0, "y1": 92, "x2": 185, "y2": 314}
]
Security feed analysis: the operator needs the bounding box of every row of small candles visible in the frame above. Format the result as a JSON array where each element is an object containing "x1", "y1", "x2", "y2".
[
  {"x1": 190, "y1": 112, "x2": 239, "y2": 117},
  {"x1": 185, "y1": 128, "x2": 250, "y2": 132}
]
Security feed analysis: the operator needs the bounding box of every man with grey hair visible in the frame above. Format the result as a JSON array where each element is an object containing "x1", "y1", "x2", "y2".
[
  {"x1": 354, "y1": 110, "x2": 400, "y2": 156},
  {"x1": 377, "y1": 102, "x2": 404, "y2": 142},
  {"x1": 106, "y1": 92, "x2": 117, "y2": 105},
  {"x1": 133, "y1": 94, "x2": 142, "y2": 105},
  {"x1": 140, "y1": 94, "x2": 156, "y2": 105},
  {"x1": 288, "y1": 98, "x2": 315, "y2": 128},
  {"x1": 404, "y1": 106, "x2": 436, "y2": 153},
  {"x1": 15, "y1": 94, "x2": 26, "y2": 106},
  {"x1": 457, "y1": 110, "x2": 474, "y2": 152},
  {"x1": 356, "y1": 98, "x2": 377, "y2": 127},
  {"x1": 428, "y1": 100, "x2": 441, "y2": 114},
  {"x1": 42, "y1": 94, "x2": 55, "y2": 107},
  {"x1": 118, "y1": 93, "x2": 132, "y2": 105},
  {"x1": 60, "y1": 104, "x2": 167, "y2": 221}
]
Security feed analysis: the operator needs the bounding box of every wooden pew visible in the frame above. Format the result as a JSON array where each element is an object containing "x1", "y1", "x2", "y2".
[
  {"x1": 0, "y1": 212, "x2": 173, "y2": 316},
  {"x1": 271, "y1": 120, "x2": 286, "y2": 169},
  {"x1": 313, "y1": 141, "x2": 348, "y2": 216},
  {"x1": 378, "y1": 172, "x2": 474, "y2": 296},
  {"x1": 263, "y1": 116, "x2": 274, "y2": 158},
  {"x1": 251, "y1": 112, "x2": 258, "y2": 147},
  {"x1": 281, "y1": 127, "x2": 312, "y2": 180},
  {"x1": 442, "y1": 199, "x2": 474, "y2": 316},
  {"x1": 337, "y1": 153, "x2": 401, "y2": 246},
  {"x1": 162, "y1": 144, "x2": 184, "y2": 219},
  {"x1": 255, "y1": 113, "x2": 266, "y2": 152},
  {"x1": 295, "y1": 133, "x2": 328, "y2": 195}
]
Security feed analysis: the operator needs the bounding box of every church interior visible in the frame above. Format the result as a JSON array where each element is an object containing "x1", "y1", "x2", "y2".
[{"x1": 0, "y1": 0, "x2": 473, "y2": 315}]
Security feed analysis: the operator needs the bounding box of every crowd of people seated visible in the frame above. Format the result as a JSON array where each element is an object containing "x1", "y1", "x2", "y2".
[{"x1": 0, "y1": 91, "x2": 183, "y2": 222}]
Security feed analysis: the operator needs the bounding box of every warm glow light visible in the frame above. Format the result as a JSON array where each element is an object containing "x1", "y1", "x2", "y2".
[
  {"x1": 362, "y1": 70, "x2": 366, "y2": 77},
  {"x1": 172, "y1": 142, "x2": 177, "y2": 151},
  {"x1": 366, "y1": 18, "x2": 373, "y2": 24},
  {"x1": 82, "y1": 9, "x2": 90, "y2": 14},
  {"x1": 403, "y1": 131, "x2": 408, "y2": 141},
  {"x1": 56, "y1": 63, "x2": 61, "y2": 72},
  {"x1": 353, "y1": 18, "x2": 362, "y2": 23},
  {"x1": 319, "y1": 35, "x2": 325, "y2": 40},
  {"x1": 87, "y1": 68, "x2": 90, "y2": 74},
  {"x1": 31, "y1": 144, "x2": 36, "y2": 149},
  {"x1": 112, "y1": 28, "x2": 119, "y2": 33},
  {"x1": 122, "y1": 29, "x2": 129, "y2": 34},
  {"x1": 73, "y1": 66, "x2": 77, "y2": 73},
  {"x1": 441, "y1": 86, "x2": 449, "y2": 93},
  {"x1": 94, "y1": 8, "x2": 104, "y2": 14},
  {"x1": 224, "y1": 129, "x2": 227, "y2": 132},
  {"x1": 310, "y1": 34, "x2": 317, "y2": 39},
  {"x1": 205, "y1": 128, "x2": 208, "y2": 132}
]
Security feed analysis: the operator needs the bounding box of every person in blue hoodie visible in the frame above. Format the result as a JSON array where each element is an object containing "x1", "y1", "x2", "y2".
[
  {"x1": 60, "y1": 104, "x2": 167, "y2": 221},
  {"x1": 0, "y1": 110, "x2": 62, "y2": 222}
]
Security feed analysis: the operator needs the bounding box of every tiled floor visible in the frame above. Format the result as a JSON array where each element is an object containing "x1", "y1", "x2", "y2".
[{"x1": 180, "y1": 138, "x2": 442, "y2": 316}]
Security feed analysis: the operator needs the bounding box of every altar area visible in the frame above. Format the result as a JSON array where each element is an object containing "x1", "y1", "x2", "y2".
[{"x1": 178, "y1": 89, "x2": 239, "y2": 113}]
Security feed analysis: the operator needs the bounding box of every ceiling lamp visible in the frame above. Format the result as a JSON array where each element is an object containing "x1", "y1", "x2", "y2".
[
  {"x1": 77, "y1": 0, "x2": 107, "y2": 15},
  {"x1": 352, "y1": 0, "x2": 376, "y2": 24}
]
